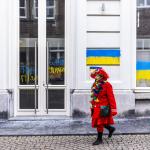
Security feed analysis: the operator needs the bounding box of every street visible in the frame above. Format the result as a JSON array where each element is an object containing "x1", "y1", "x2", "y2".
[{"x1": 0, "y1": 134, "x2": 150, "y2": 150}]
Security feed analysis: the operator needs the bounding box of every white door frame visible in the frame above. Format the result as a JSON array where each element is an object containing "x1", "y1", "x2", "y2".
[{"x1": 9, "y1": 0, "x2": 73, "y2": 117}]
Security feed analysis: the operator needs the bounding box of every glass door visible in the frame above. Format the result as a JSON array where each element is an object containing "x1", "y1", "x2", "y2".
[
  {"x1": 19, "y1": 0, "x2": 38, "y2": 115},
  {"x1": 17, "y1": 0, "x2": 66, "y2": 116},
  {"x1": 45, "y1": 0, "x2": 65, "y2": 113}
]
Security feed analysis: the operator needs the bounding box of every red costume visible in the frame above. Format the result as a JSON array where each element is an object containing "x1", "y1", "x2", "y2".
[{"x1": 90, "y1": 68, "x2": 117, "y2": 132}]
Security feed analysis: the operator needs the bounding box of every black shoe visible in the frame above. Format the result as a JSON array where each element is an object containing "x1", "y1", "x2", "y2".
[
  {"x1": 92, "y1": 132, "x2": 103, "y2": 145},
  {"x1": 92, "y1": 139, "x2": 103, "y2": 145},
  {"x1": 108, "y1": 127, "x2": 115, "y2": 138}
]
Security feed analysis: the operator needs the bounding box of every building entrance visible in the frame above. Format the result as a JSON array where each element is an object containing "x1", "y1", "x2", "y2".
[{"x1": 17, "y1": 0, "x2": 67, "y2": 116}]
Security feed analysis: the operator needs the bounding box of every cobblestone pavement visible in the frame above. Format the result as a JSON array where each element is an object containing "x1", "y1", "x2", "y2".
[{"x1": 0, "y1": 134, "x2": 150, "y2": 150}]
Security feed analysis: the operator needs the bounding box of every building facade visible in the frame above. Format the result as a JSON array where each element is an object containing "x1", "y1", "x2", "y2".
[{"x1": 0, "y1": 0, "x2": 149, "y2": 119}]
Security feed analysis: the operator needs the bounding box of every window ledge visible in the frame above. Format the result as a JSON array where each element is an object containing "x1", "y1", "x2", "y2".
[{"x1": 134, "y1": 88, "x2": 150, "y2": 93}]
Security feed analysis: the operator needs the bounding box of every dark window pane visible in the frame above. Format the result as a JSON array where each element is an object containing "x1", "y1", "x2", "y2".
[
  {"x1": 20, "y1": 9, "x2": 25, "y2": 17},
  {"x1": 137, "y1": 8, "x2": 150, "y2": 38},
  {"x1": 50, "y1": 52, "x2": 57, "y2": 59},
  {"x1": 48, "y1": 89, "x2": 64, "y2": 109},
  {"x1": 36, "y1": 8, "x2": 38, "y2": 17},
  {"x1": 20, "y1": 0, "x2": 25, "y2": 7},
  {"x1": 47, "y1": 8, "x2": 54, "y2": 18},
  {"x1": 60, "y1": 52, "x2": 64, "y2": 59},
  {"x1": 20, "y1": 90, "x2": 38, "y2": 109},
  {"x1": 47, "y1": 0, "x2": 54, "y2": 6}
]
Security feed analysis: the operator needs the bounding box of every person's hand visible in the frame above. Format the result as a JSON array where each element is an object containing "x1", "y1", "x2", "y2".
[{"x1": 111, "y1": 111, "x2": 117, "y2": 116}]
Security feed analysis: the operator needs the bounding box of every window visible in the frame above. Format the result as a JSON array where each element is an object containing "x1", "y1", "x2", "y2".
[
  {"x1": 137, "y1": 0, "x2": 150, "y2": 7},
  {"x1": 136, "y1": 1, "x2": 150, "y2": 87},
  {"x1": 33, "y1": 0, "x2": 38, "y2": 18},
  {"x1": 33, "y1": 0, "x2": 55, "y2": 19},
  {"x1": 20, "y1": 0, "x2": 27, "y2": 18},
  {"x1": 46, "y1": 0, "x2": 55, "y2": 19}
]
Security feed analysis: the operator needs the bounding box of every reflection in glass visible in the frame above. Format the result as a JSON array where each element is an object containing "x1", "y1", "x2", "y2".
[
  {"x1": 47, "y1": 0, "x2": 65, "y2": 85},
  {"x1": 47, "y1": 0, "x2": 54, "y2": 6},
  {"x1": 20, "y1": 0, "x2": 26, "y2": 18},
  {"x1": 48, "y1": 47, "x2": 64, "y2": 85},
  {"x1": 47, "y1": 9, "x2": 54, "y2": 18},
  {"x1": 136, "y1": 3, "x2": 150, "y2": 87},
  {"x1": 20, "y1": 47, "x2": 38, "y2": 85},
  {"x1": 20, "y1": 90, "x2": 38, "y2": 109},
  {"x1": 137, "y1": 0, "x2": 144, "y2": 6},
  {"x1": 20, "y1": 0, "x2": 25, "y2": 7},
  {"x1": 47, "y1": 89, "x2": 64, "y2": 109},
  {"x1": 147, "y1": 0, "x2": 150, "y2": 5},
  {"x1": 19, "y1": 0, "x2": 38, "y2": 110},
  {"x1": 19, "y1": 0, "x2": 38, "y2": 85}
]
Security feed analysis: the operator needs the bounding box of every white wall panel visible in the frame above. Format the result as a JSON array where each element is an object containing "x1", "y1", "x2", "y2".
[
  {"x1": 87, "y1": 1, "x2": 120, "y2": 15},
  {"x1": 87, "y1": 16, "x2": 120, "y2": 31},
  {"x1": 87, "y1": 33, "x2": 120, "y2": 48},
  {"x1": 0, "y1": 1, "x2": 8, "y2": 89}
]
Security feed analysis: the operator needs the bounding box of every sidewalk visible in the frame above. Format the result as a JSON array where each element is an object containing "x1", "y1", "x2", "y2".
[
  {"x1": 0, "y1": 116, "x2": 150, "y2": 136},
  {"x1": 0, "y1": 134, "x2": 150, "y2": 150}
]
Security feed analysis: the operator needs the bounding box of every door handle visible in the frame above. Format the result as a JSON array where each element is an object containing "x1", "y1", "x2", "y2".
[
  {"x1": 34, "y1": 40, "x2": 37, "y2": 114},
  {"x1": 46, "y1": 41, "x2": 49, "y2": 114}
]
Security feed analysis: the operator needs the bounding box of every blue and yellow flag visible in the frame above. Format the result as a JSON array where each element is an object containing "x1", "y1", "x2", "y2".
[
  {"x1": 136, "y1": 61, "x2": 150, "y2": 80},
  {"x1": 86, "y1": 49, "x2": 120, "y2": 65}
]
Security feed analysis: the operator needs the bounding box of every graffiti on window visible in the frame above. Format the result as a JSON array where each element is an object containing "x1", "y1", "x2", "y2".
[
  {"x1": 49, "y1": 58, "x2": 64, "y2": 83},
  {"x1": 20, "y1": 58, "x2": 64, "y2": 84}
]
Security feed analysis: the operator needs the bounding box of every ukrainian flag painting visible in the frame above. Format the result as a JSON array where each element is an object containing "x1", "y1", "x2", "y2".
[
  {"x1": 136, "y1": 61, "x2": 150, "y2": 80},
  {"x1": 86, "y1": 49, "x2": 121, "y2": 65}
]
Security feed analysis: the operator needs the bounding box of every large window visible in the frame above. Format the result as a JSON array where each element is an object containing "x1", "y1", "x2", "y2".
[{"x1": 136, "y1": 1, "x2": 150, "y2": 87}]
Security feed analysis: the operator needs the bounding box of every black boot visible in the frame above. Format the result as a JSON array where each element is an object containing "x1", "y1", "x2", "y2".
[
  {"x1": 104, "y1": 125, "x2": 115, "y2": 138},
  {"x1": 92, "y1": 132, "x2": 103, "y2": 145}
]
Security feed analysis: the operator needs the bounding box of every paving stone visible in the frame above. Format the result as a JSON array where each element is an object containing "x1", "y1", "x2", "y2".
[{"x1": 0, "y1": 135, "x2": 149, "y2": 150}]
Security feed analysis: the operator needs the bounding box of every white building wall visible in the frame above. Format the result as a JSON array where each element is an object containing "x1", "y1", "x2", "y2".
[
  {"x1": 0, "y1": 0, "x2": 146, "y2": 118},
  {"x1": 72, "y1": 0, "x2": 136, "y2": 117},
  {"x1": 0, "y1": 1, "x2": 9, "y2": 89},
  {"x1": 0, "y1": 1, "x2": 13, "y2": 118}
]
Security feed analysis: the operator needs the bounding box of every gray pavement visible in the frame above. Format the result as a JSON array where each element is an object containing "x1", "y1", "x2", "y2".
[
  {"x1": 0, "y1": 134, "x2": 150, "y2": 150},
  {"x1": 0, "y1": 117, "x2": 150, "y2": 149},
  {"x1": 0, "y1": 116, "x2": 150, "y2": 135}
]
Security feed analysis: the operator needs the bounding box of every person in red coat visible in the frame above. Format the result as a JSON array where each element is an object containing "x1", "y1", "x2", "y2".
[{"x1": 90, "y1": 68, "x2": 117, "y2": 145}]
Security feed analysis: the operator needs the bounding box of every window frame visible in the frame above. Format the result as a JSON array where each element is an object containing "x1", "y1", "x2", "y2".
[
  {"x1": 46, "y1": 0, "x2": 55, "y2": 20},
  {"x1": 20, "y1": 0, "x2": 27, "y2": 19},
  {"x1": 33, "y1": 0, "x2": 38, "y2": 19},
  {"x1": 136, "y1": 1, "x2": 150, "y2": 88},
  {"x1": 33, "y1": 0, "x2": 55, "y2": 19}
]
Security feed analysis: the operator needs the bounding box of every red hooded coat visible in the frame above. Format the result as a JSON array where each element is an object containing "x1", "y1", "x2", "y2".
[{"x1": 90, "y1": 69, "x2": 117, "y2": 128}]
